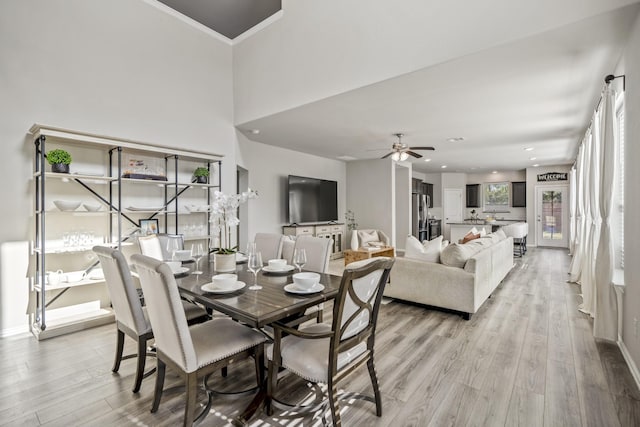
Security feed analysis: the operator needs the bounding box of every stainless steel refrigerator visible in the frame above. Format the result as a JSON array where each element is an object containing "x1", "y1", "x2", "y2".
[{"x1": 412, "y1": 193, "x2": 430, "y2": 241}]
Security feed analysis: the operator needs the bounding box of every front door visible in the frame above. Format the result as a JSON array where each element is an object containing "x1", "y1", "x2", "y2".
[{"x1": 536, "y1": 185, "x2": 569, "y2": 248}]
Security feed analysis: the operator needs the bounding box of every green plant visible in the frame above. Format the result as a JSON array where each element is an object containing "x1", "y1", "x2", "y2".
[
  {"x1": 193, "y1": 167, "x2": 210, "y2": 178},
  {"x1": 345, "y1": 210, "x2": 358, "y2": 231},
  {"x1": 46, "y1": 149, "x2": 72, "y2": 165}
]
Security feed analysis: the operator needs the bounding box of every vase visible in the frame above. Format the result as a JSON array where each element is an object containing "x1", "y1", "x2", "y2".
[
  {"x1": 350, "y1": 230, "x2": 359, "y2": 250},
  {"x1": 196, "y1": 176, "x2": 208, "y2": 184},
  {"x1": 214, "y1": 253, "x2": 236, "y2": 272},
  {"x1": 51, "y1": 163, "x2": 69, "y2": 173}
]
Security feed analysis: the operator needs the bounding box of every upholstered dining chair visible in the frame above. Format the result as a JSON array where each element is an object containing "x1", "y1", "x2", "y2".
[
  {"x1": 254, "y1": 233, "x2": 284, "y2": 261},
  {"x1": 131, "y1": 254, "x2": 266, "y2": 426},
  {"x1": 93, "y1": 246, "x2": 209, "y2": 393},
  {"x1": 266, "y1": 257, "x2": 395, "y2": 426},
  {"x1": 293, "y1": 235, "x2": 333, "y2": 274},
  {"x1": 157, "y1": 233, "x2": 185, "y2": 261},
  {"x1": 137, "y1": 234, "x2": 164, "y2": 260}
]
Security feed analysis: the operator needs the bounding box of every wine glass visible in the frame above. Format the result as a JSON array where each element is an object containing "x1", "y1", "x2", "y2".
[
  {"x1": 293, "y1": 248, "x2": 307, "y2": 273},
  {"x1": 247, "y1": 251, "x2": 263, "y2": 290},
  {"x1": 191, "y1": 242, "x2": 205, "y2": 275},
  {"x1": 246, "y1": 242, "x2": 257, "y2": 256},
  {"x1": 166, "y1": 238, "x2": 181, "y2": 261}
]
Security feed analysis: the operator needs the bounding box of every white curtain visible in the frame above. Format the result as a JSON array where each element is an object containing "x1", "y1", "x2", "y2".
[
  {"x1": 569, "y1": 138, "x2": 586, "y2": 282},
  {"x1": 594, "y1": 87, "x2": 618, "y2": 341},
  {"x1": 568, "y1": 167, "x2": 577, "y2": 255}
]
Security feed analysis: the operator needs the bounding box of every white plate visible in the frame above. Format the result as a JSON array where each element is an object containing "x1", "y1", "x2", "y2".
[
  {"x1": 263, "y1": 265, "x2": 295, "y2": 274},
  {"x1": 284, "y1": 283, "x2": 325, "y2": 295},
  {"x1": 236, "y1": 253, "x2": 248, "y2": 263},
  {"x1": 172, "y1": 267, "x2": 190, "y2": 276},
  {"x1": 201, "y1": 281, "x2": 246, "y2": 294}
]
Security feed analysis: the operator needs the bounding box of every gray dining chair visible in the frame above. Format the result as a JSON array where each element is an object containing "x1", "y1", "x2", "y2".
[
  {"x1": 131, "y1": 254, "x2": 266, "y2": 426},
  {"x1": 137, "y1": 234, "x2": 164, "y2": 260},
  {"x1": 266, "y1": 257, "x2": 395, "y2": 425},
  {"x1": 254, "y1": 233, "x2": 284, "y2": 261},
  {"x1": 293, "y1": 235, "x2": 333, "y2": 273},
  {"x1": 93, "y1": 246, "x2": 209, "y2": 393}
]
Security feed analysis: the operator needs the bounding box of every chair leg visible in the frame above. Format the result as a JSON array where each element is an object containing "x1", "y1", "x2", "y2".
[
  {"x1": 132, "y1": 336, "x2": 147, "y2": 393},
  {"x1": 367, "y1": 358, "x2": 382, "y2": 417},
  {"x1": 266, "y1": 360, "x2": 277, "y2": 416},
  {"x1": 151, "y1": 359, "x2": 165, "y2": 413},
  {"x1": 328, "y1": 380, "x2": 342, "y2": 426},
  {"x1": 254, "y1": 344, "x2": 265, "y2": 385},
  {"x1": 112, "y1": 329, "x2": 125, "y2": 373},
  {"x1": 184, "y1": 372, "x2": 198, "y2": 427}
]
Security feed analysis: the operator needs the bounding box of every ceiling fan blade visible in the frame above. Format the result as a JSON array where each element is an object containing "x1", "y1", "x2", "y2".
[
  {"x1": 408, "y1": 146, "x2": 435, "y2": 151},
  {"x1": 406, "y1": 151, "x2": 423, "y2": 158},
  {"x1": 381, "y1": 152, "x2": 394, "y2": 159}
]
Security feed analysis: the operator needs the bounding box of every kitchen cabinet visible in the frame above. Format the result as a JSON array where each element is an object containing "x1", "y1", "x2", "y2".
[
  {"x1": 466, "y1": 184, "x2": 480, "y2": 208},
  {"x1": 412, "y1": 178, "x2": 423, "y2": 194},
  {"x1": 512, "y1": 181, "x2": 526, "y2": 207},
  {"x1": 30, "y1": 124, "x2": 222, "y2": 340},
  {"x1": 423, "y1": 183, "x2": 434, "y2": 207}
]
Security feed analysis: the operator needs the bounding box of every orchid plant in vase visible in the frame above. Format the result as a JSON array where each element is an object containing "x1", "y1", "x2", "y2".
[{"x1": 209, "y1": 189, "x2": 258, "y2": 254}]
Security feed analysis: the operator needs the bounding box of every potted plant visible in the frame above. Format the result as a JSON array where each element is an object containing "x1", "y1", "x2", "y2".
[
  {"x1": 46, "y1": 149, "x2": 72, "y2": 173},
  {"x1": 209, "y1": 189, "x2": 258, "y2": 272},
  {"x1": 193, "y1": 167, "x2": 209, "y2": 184},
  {"x1": 345, "y1": 210, "x2": 359, "y2": 250}
]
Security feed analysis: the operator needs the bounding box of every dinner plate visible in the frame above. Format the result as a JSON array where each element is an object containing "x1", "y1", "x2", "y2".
[
  {"x1": 172, "y1": 267, "x2": 190, "y2": 276},
  {"x1": 201, "y1": 281, "x2": 246, "y2": 294},
  {"x1": 284, "y1": 283, "x2": 325, "y2": 295},
  {"x1": 236, "y1": 253, "x2": 248, "y2": 263},
  {"x1": 263, "y1": 265, "x2": 295, "y2": 274}
]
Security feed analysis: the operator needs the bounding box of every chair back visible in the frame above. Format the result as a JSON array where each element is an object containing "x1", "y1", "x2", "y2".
[
  {"x1": 93, "y1": 246, "x2": 150, "y2": 335},
  {"x1": 254, "y1": 233, "x2": 283, "y2": 261},
  {"x1": 131, "y1": 254, "x2": 197, "y2": 372},
  {"x1": 330, "y1": 257, "x2": 394, "y2": 365},
  {"x1": 157, "y1": 234, "x2": 185, "y2": 260},
  {"x1": 138, "y1": 234, "x2": 164, "y2": 260},
  {"x1": 293, "y1": 235, "x2": 333, "y2": 273},
  {"x1": 502, "y1": 222, "x2": 527, "y2": 239},
  {"x1": 356, "y1": 229, "x2": 391, "y2": 248}
]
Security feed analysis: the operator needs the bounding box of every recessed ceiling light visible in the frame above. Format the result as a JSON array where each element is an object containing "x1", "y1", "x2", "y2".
[
  {"x1": 446, "y1": 137, "x2": 465, "y2": 142},
  {"x1": 337, "y1": 155, "x2": 357, "y2": 161},
  {"x1": 524, "y1": 147, "x2": 534, "y2": 151},
  {"x1": 250, "y1": 129, "x2": 260, "y2": 135},
  {"x1": 423, "y1": 158, "x2": 432, "y2": 162},
  {"x1": 532, "y1": 164, "x2": 539, "y2": 167},
  {"x1": 441, "y1": 165, "x2": 447, "y2": 169},
  {"x1": 492, "y1": 171, "x2": 498, "y2": 174},
  {"x1": 529, "y1": 157, "x2": 537, "y2": 160}
]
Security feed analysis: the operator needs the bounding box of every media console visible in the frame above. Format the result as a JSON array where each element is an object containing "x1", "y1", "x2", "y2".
[{"x1": 282, "y1": 223, "x2": 345, "y2": 260}]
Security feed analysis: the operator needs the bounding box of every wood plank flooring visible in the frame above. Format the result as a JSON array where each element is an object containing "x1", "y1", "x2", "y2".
[{"x1": 1, "y1": 247, "x2": 639, "y2": 426}]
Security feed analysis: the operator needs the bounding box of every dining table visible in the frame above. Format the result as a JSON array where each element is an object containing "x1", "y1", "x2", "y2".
[{"x1": 173, "y1": 255, "x2": 343, "y2": 425}]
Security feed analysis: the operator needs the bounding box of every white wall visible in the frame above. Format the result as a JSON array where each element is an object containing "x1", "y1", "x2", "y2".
[
  {"x1": 347, "y1": 160, "x2": 394, "y2": 243},
  {"x1": 395, "y1": 164, "x2": 411, "y2": 250},
  {"x1": 235, "y1": 134, "x2": 347, "y2": 245},
  {"x1": 232, "y1": 0, "x2": 637, "y2": 124},
  {"x1": 525, "y1": 164, "x2": 572, "y2": 247},
  {"x1": 620, "y1": 11, "x2": 640, "y2": 384},
  {"x1": 0, "y1": 0, "x2": 235, "y2": 334}
]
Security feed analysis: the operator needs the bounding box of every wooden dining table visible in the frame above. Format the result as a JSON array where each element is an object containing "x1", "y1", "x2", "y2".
[{"x1": 175, "y1": 256, "x2": 342, "y2": 328}]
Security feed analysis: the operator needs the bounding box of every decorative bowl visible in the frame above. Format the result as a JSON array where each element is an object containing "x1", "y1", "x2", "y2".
[
  {"x1": 83, "y1": 203, "x2": 101, "y2": 212},
  {"x1": 53, "y1": 200, "x2": 81, "y2": 211}
]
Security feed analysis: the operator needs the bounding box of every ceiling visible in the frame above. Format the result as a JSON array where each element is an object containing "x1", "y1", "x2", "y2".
[
  {"x1": 157, "y1": 2, "x2": 638, "y2": 174},
  {"x1": 157, "y1": 0, "x2": 281, "y2": 40}
]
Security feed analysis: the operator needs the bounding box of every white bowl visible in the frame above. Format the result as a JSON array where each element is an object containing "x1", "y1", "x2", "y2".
[
  {"x1": 53, "y1": 200, "x2": 81, "y2": 211},
  {"x1": 268, "y1": 259, "x2": 287, "y2": 270},
  {"x1": 166, "y1": 261, "x2": 182, "y2": 273},
  {"x1": 292, "y1": 272, "x2": 320, "y2": 290},
  {"x1": 83, "y1": 203, "x2": 101, "y2": 212},
  {"x1": 212, "y1": 273, "x2": 238, "y2": 289},
  {"x1": 64, "y1": 271, "x2": 86, "y2": 282}
]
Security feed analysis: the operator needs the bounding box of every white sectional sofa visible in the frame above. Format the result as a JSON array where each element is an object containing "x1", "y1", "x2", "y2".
[{"x1": 384, "y1": 232, "x2": 514, "y2": 319}]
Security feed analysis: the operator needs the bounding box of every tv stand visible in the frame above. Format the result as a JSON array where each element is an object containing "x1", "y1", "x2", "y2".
[{"x1": 282, "y1": 223, "x2": 345, "y2": 259}]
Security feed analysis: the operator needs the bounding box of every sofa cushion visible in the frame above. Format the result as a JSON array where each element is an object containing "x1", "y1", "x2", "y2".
[
  {"x1": 358, "y1": 230, "x2": 379, "y2": 246},
  {"x1": 441, "y1": 242, "x2": 483, "y2": 268},
  {"x1": 405, "y1": 235, "x2": 443, "y2": 263}
]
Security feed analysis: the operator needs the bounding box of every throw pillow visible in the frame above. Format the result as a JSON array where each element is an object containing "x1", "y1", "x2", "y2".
[
  {"x1": 358, "y1": 230, "x2": 379, "y2": 246},
  {"x1": 441, "y1": 239, "x2": 450, "y2": 249},
  {"x1": 440, "y1": 243, "x2": 475, "y2": 268},
  {"x1": 479, "y1": 228, "x2": 487, "y2": 237},
  {"x1": 494, "y1": 228, "x2": 507, "y2": 240},
  {"x1": 461, "y1": 232, "x2": 480, "y2": 244},
  {"x1": 405, "y1": 235, "x2": 443, "y2": 263}
]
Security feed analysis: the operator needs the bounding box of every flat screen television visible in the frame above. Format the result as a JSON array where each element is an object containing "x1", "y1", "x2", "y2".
[{"x1": 288, "y1": 175, "x2": 338, "y2": 224}]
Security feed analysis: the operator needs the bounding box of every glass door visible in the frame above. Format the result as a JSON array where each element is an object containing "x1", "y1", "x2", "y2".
[{"x1": 536, "y1": 185, "x2": 568, "y2": 247}]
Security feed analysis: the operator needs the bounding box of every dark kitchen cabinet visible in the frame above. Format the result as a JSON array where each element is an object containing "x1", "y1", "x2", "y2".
[
  {"x1": 412, "y1": 178, "x2": 423, "y2": 194},
  {"x1": 466, "y1": 184, "x2": 480, "y2": 208},
  {"x1": 422, "y1": 182, "x2": 434, "y2": 207},
  {"x1": 512, "y1": 181, "x2": 526, "y2": 207}
]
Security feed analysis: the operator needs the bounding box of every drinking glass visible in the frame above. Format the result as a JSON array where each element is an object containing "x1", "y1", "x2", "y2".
[
  {"x1": 246, "y1": 242, "x2": 257, "y2": 256},
  {"x1": 293, "y1": 248, "x2": 307, "y2": 272},
  {"x1": 191, "y1": 242, "x2": 205, "y2": 275},
  {"x1": 166, "y1": 238, "x2": 181, "y2": 261},
  {"x1": 247, "y1": 251, "x2": 263, "y2": 290}
]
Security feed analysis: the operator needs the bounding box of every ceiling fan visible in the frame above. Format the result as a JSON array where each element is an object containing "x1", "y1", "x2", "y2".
[{"x1": 381, "y1": 133, "x2": 435, "y2": 161}]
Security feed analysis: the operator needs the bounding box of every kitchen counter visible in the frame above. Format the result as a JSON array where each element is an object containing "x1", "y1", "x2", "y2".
[{"x1": 448, "y1": 220, "x2": 524, "y2": 243}]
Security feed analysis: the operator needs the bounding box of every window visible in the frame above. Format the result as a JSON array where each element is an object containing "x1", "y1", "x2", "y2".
[{"x1": 484, "y1": 182, "x2": 510, "y2": 212}]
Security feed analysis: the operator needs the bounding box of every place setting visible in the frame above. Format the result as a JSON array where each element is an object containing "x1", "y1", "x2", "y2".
[
  {"x1": 262, "y1": 258, "x2": 295, "y2": 275},
  {"x1": 284, "y1": 272, "x2": 325, "y2": 295},
  {"x1": 201, "y1": 273, "x2": 246, "y2": 294}
]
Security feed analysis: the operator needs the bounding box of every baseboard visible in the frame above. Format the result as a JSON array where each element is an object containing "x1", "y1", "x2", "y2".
[
  {"x1": 618, "y1": 339, "x2": 640, "y2": 392},
  {"x1": 1, "y1": 324, "x2": 30, "y2": 338}
]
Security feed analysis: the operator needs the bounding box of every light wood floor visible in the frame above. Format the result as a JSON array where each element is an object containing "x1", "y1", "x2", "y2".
[{"x1": 2, "y1": 248, "x2": 640, "y2": 426}]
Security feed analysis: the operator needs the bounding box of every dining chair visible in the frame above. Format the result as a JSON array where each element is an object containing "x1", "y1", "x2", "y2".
[
  {"x1": 131, "y1": 254, "x2": 267, "y2": 426},
  {"x1": 138, "y1": 234, "x2": 164, "y2": 260},
  {"x1": 266, "y1": 257, "x2": 395, "y2": 426},
  {"x1": 293, "y1": 235, "x2": 333, "y2": 273},
  {"x1": 157, "y1": 233, "x2": 185, "y2": 260},
  {"x1": 93, "y1": 246, "x2": 209, "y2": 393},
  {"x1": 254, "y1": 233, "x2": 284, "y2": 261}
]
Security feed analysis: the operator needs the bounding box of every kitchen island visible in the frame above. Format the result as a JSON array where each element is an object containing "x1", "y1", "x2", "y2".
[{"x1": 448, "y1": 219, "x2": 525, "y2": 243}]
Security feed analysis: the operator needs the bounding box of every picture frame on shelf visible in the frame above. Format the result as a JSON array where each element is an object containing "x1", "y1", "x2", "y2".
[{"x1": 139, "y1": 219, "x2": 159, "y2": 235}]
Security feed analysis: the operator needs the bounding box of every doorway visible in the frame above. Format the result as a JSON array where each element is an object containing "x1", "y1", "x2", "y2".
[
  {"x1": 444, "y1": 188, "x2": 463, "y2": 241},
  {"x1": 536, "y1": 185, "x2": 568, "y2": 248}
]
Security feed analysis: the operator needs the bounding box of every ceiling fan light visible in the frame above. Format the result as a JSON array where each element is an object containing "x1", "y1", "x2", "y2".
[
  {"x1": 391, "y1": 152, "x2": 400, "y2": 161},
  {"x1": 399, "y1": 152, "x2": 409, "y2": 161}
]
